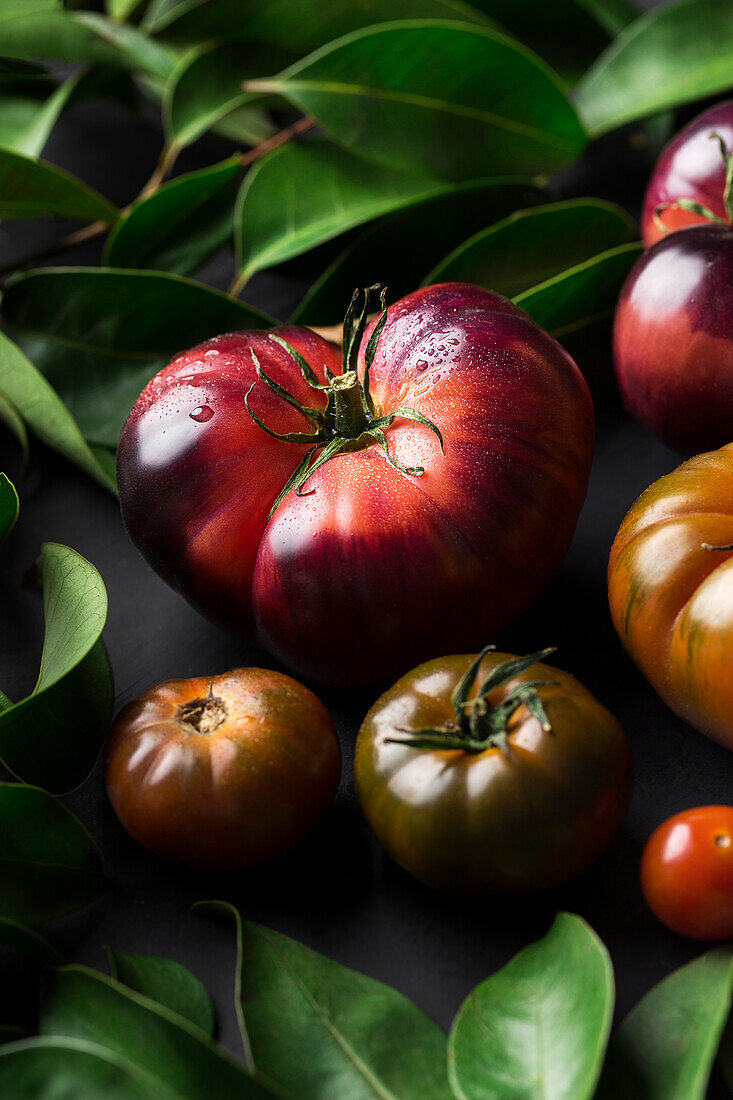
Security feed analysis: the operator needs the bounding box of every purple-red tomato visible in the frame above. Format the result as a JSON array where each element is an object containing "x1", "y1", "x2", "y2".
[
  {"x1": 641, "y1": 100, "x2": 733, "y2": 247},
  {"x1": 614, "y1": 224, "x2": 733, "y2": 454},
  {"x1": 117, "y1": 283, "x2": 593, "y2": 685},
  {"x1": 105, "y1": 668, "x2": 341, "y2": 870}
]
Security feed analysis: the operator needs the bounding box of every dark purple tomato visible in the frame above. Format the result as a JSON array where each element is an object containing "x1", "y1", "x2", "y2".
[
  {"x1": 614, "y1": 224, "x2": 733, "y2": 454},
  {"x1": 642, "y1": 100, "x2": 733, "y2": 247},
  {"x1": 117, "y1": 283, "x2": 593, "y2": 685}
]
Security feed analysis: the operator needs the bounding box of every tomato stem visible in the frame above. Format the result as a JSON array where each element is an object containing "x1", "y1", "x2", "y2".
[
  {"x1": 244, "y1": 285, "x2": 444, "y2": 517},
  {"x1": 654, "y1": 132, "x2": 733, "y2": 235},
  {"x1": 387, "y1": 647, "x2": 558, "y2": 755}
]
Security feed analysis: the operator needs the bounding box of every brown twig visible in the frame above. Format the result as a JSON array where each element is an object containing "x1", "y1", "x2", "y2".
[{"x1": 240, "y1": 115, "x2": 315, "y2": 168}]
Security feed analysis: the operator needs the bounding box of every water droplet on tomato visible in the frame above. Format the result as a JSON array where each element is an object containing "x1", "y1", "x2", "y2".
[
  {"x1": 416, "y1": 359, "x2": 428, "y2": 371},
  {"x1": 189, "y1": 405, "x2": 214, "y2": 423}
]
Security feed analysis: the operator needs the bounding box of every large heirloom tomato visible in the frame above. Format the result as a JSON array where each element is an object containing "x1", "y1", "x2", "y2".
[
  {"x1": 105, "y1": 668, "x2": 341, "y2": 870},
  {"x1": 608, "y1": 444, "x2": 733, "y2": 750},
  {"x1": 118, "y1": 283, "x2": 593, "y2": 685},
  {"x1": 354, "y1": 649, "x2": 632, "y2": 893}
]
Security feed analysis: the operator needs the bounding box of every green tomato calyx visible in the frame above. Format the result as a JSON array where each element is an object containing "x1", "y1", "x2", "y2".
[
  {"x1": 387, "y1": 647, "x2": 559, "y2": 756},
  {"x1": 244, "y1": 284, "x2": 443, "y2": 518}
]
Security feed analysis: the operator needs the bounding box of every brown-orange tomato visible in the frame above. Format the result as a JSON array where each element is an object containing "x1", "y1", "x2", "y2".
[
  {"x1": 354, "y1": 649, "x2": 632, "y2": 893},
  {"x1": 641, "y1": 806, "x2": 733, "y2": 940},
  {"x1": 105, "y1": 668, "x2": 341, "y2": 870},
  {"x1": 608, "y1": 444, "x2": 733, "y2": 750}
]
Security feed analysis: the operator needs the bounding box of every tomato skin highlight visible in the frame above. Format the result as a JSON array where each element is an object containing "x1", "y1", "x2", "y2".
[
  {"x1": 118, "y1": 282, "x2": 593, "y2": 685},
  {"x1": 614, "y1": 224, "x2": 733, "y2": 454},
  {"x1": 608, "y1": 444, "x2": 733, "y2": 751},
  {"x1": 641, "y1": 100, "x2": 733, "y2": 247},
  {"x1": 354, "y1": 651, "x2": 632, "y2": 894},
  {"x1": 641, "y1": 806, "x2": 733, "y2": 941},
  {"x1": 104, "y1": 668, "x2": 341, "y2": 870}
]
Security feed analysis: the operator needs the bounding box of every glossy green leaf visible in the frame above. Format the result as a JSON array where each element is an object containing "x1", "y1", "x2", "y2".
[
  {"x1": 293, "y1": 179, "x2": 546, "y2": 325},
  {"x1": 237, "y1": 139, "x2": 475, "y2": 284},
  {"x1": 425, "y1": 199, "x2": 633, "y2": 296},
  {"x1": 107, "y1": 951, "x2": 215, "y2": 1037},
  {"x1": 0, "y1": 70, "x2": 78, "y2": 157},
  {"x1": 514, "y1": 241, "x2": 642, "y2": 337},
  {"x1": 145, "y1": 0, "x2": 634, "y2": 82},
  {"x1": 0, "y1": 330, "x2": 115, "y2": 492},
  {"x1": 0, "y1": 148, "x2": 117, "y2": 222},
  {"x1": 0, "y1": 542, "x2": 113, "y2": 792},
  {"x1": 596, "y1": 948, "x2": 733, "y2": 1099},
  {"x1": 107, "y1": 0, "x2": 146, "y2": 23},
  {"x1": 248, "y1": 22, "x2": 586, "y2": 182},
  {"x1": 40, "y1": 966, "x2": 274, "y2": 1098},
  {"x1": 0, "y1": 782, "x2": 105, "y2": 925},
  {"x1": 0, "y1": 472, "x2": 18, "y2": 542},
  {"x1": 0, "y1": 1037, "x2": 173, "y2": 1099},
  {"x1": 164, "y1": 40, "x2": 281, "y2": 149},
  {"x1": 144, "y1": 0, "x2": 493, "y2": 44},
  {"x1": 0, "y1": 10, "x2": 175, "y2": 77},
  {"x1": 198, "y1": 901, "x2": 453, "y2": 1100},
  {"x1": 73, "y1": 13, "x2": 177, "y2": 82},
  {"x1": 2, "y1": 268, "x2": 273, "y2": 448},
  {"x1": 577, "y1": 0, "x2": 733, "y2": 136},
  {"x1": 105, "y1": 157, "x2": 240, "y2": 275},
  {"x1": 0, "y1": 917, "x2": 62, "y2": 964},
  {"x1": 449, "y1": 913, "x2": 613, "y2": 1100}
]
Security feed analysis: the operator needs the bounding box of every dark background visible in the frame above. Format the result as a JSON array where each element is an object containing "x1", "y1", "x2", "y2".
[{"x1": 1, "y1": 3, "x2": 732, "y2": 1093}]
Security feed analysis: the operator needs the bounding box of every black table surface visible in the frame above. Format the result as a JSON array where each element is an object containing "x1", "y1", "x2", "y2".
[{"x1": 1, "y1": 36, "x2": 732, "y2": 1096}]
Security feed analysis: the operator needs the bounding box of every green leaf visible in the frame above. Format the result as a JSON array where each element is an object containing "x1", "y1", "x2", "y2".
[
  {"x1": 164, "y1": 40, "x2": 282, "y2": 149},
  {"x1": 0, "y1": 542, "x2": 113, "y2": 792},
  {"x1": 73, "y1": 13, "x2": 178, "y2": 82},
  {"x1": 577, "y1": 0, "x2": 733, "y2": 137},
  {"x1": 425, "y1": 199, "x2": 633, "y2": 297},
  {"x1": 248, "y1": 21, "x2": 586, "y2": 182},
  {"x1": 514, "y1": 241, "x2": 641, "y2": 394},
  {"x1": 0, "y1": 70, "x2": 78, "y2": 157},
  {"x1": 0, "y1": 472, "x2": 18, "y2": 541},
  {"x1": 0, "y1": 782, "x2": 105, "y2": 925},
  {"x1": 0, "y1": 147, "x2": 117, "y2": 222},
  {"x1": 720, "y1": 1017, "x2": 733, "y2": 1093},
  {"x1": 237, "y1": 139, "x2": 477, "y2": 283},
  {"x1": 0, "y1": 329, "x2": 115, "y2": 492},
  {"x1": 2, "y1": 268, "x2": 273, "y2": 448},
  {"x1": 596, "y1": 949, "x2": 733, "y2": 1099},
  {"x1": 0, "y1": 10, "x2": 176, "y2": 77},
  {"x1": 0, "y1": 1037, "x2": 174, "y2": 1099},
  {"x1": 448, "y1": 913, "x2": 613, "y2": 1100},
  {"x1": 40, "y1": 966, "x2": 274, "y2": 1098},
  {"x1": 0, "y1": 917, "x2": 63, "y2": 964},
  {"x1": 293, "y1": 179, "x2": 546, "y2": 325},
  {"x1": 107, "y1": 0, "x2": 147, "y2": 24},
  {"x1": 105, "y1": 157, "x2": 240, "y2": 275},
  {"x1": 197, "y1": 901, "x2": 453, "y2": 1100},
  {"x1": 107, "y1": 952, "x2": 215, "y2": 1037},
  {"x1": 514, "y1": 240, "x2": 642, "y2": 337}
]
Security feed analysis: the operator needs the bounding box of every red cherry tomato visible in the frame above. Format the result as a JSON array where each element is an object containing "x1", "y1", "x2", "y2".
[
  {"x1": 641, "y1": 806, "x2": 733, "y2": 940},
  {"x1": 117, "y1": 283, "x2": 593, "y2": 685},
  {"x1": 105, "y1": 668, "x2": 341, "y2": 870}
]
